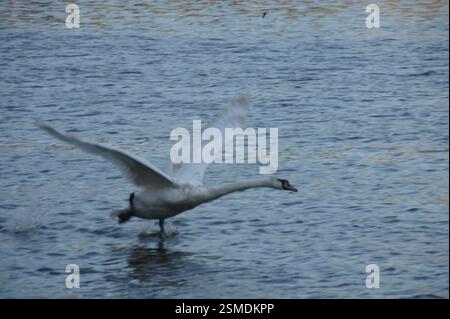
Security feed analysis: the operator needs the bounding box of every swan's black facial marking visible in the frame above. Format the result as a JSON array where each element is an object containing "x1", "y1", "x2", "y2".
[{"x1": 277, "y1": 179, "x2": 298, "y2": 192}]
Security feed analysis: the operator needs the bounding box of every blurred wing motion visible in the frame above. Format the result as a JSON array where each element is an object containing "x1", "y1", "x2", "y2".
[
  {"x1": 171, "y1": 96, "x2": 251, "y2": 184},
  {"x1": 38, "y1": 124, "x2": 177, "y2": 190}
]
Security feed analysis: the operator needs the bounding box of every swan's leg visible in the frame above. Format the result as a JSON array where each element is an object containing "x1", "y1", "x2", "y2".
[{"x1": 159, "y1": 218, "x2": 166, "y2": 237}]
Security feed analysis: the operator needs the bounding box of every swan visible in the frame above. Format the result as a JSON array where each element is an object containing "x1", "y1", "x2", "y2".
[{"x1": 38, "y1": 96, "x2": 297, "y2": 236}]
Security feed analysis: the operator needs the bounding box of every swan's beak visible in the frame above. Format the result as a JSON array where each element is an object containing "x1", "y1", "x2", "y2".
[
  {"x1": 286, "y1": 184, "x2": 298, "y2": 192},
  {"x1": 277, "y1": 178, "x2": 298, "y2": 192}
]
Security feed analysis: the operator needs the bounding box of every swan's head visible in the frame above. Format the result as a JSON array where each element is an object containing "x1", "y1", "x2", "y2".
[{"x1": 275, "y1": 178, "x2": 298, "y2": 192}]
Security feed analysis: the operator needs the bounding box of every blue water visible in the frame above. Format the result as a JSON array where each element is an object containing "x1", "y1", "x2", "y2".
[{"x1": 0, "y1": 1, "x2": 448, "y2": 298}]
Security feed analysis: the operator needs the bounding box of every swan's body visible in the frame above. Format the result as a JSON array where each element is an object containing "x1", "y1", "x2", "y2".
[
  {"x1": 131, "y1": 177, "x2": 293, "y2": 220},
  {"x1": 39, "y1": 97, "x2": 297, "y2": 236}
]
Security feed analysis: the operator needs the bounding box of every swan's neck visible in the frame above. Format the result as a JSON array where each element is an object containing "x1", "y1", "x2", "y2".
[{"x1": 199, "y1": 177, "x2": 275, "y2": 204}]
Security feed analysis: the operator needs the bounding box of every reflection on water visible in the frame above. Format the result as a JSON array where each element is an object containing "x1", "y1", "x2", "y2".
[
  {"x1": 124, "y1": 240, "x2": 216, "y2": 298},
  {"x1": 127, "y1": 242, "x2": 194, "y2": 285}
]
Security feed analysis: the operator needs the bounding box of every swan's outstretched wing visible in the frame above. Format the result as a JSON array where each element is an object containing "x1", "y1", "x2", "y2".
[
  {"x1": 170, "y1": 96, "x2": 251, "y2": 184},
  {"x1": 39, "y1": 124, "x2": 177, "y2": 190}
]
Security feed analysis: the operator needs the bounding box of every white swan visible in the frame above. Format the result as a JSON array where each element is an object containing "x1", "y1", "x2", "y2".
[{"x1": 38, "y1": 97, "x2": 297, "y2": 236}]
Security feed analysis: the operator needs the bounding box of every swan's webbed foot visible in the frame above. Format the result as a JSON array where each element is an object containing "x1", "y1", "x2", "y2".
[
  {"x1": 119, "y1": 211, "x2": 132, "y2": 223},
  {"x1": 112, "y1": 209, "x2": 132, "y2": 224},
  {"x1": 114, "y1": 192, "x2": 135, "y2": 224}
]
